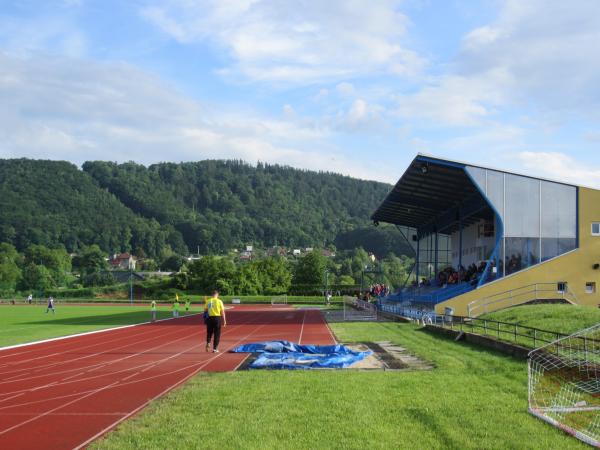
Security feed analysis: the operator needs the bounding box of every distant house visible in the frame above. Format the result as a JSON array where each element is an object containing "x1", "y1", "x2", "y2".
[
  {"x1": 267, "y1": 246, "x2": 288, "y2": 257},
  {"x1": 305, "y1": 247, "x2": 314, "y2": 253},
  {"x1": 239, "y1": 251, "x2": 252, "y2": 261},
  {"x1": 246, "y1": 245, "x2": 253, "y2": 252},
  {"x1": 109, "y1": 253, "x2": 137, "y2": 270},
  {"x1": 322, "y1": 249, "x2": 336, "y2": 258},
  {"x1": 292, "y1": 249, "x2": 301, "y2": 256}
]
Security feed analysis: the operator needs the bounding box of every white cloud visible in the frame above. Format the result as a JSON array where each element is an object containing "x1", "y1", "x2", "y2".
[
  {"x1": 516, "y1": 152, "x2": 600, "y2": 189},
  {"x1": 335, "y1": 82, "x2": 355, "y2": 97},
  {"x1": 389, "y1": 0, "x2": 600, "y2": 129},
  {"x1": 459, "y1": 0, "x2": 600, "y2": 114},
  {"x1": 140, "y1": 0, "x2": 425, "y2": 83},
  {"x1": 0, "y1": 52, "x2": 386, "y2": 181},
  {"x1": 394, "y1": 73, "x2": 507, "y2": 126},
  {"x1": 0, "y1": 15, "x2": 87, "y2": 58}
]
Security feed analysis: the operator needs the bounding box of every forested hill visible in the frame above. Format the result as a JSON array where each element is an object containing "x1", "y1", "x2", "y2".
[{"x1": 0, "y1": 158, "x2": 411, "y2": 258}]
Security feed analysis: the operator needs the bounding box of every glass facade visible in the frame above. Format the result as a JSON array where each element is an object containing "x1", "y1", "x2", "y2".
[
  {"x1": 466, "y1": 166, "x2": 577, "y2": 280},
  {"x1": 417, "y1": 233, "x2": 451, "y2": 282}
]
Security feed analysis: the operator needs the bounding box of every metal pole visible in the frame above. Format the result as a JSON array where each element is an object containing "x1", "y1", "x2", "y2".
[{"x1": 129, "y1": 268, "x2": 133, "y2": 305}]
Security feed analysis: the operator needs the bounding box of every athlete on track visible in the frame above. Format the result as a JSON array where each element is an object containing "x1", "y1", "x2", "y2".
[
  {"x1": 172, "y1": 298, "x2": 180, "y2": 318},
  {"x1": 151, "y1": 300, "x2": 157, "y2": 322},
  {"x1": 205, "y1": 290, "x2": 226, "y2": 353}
]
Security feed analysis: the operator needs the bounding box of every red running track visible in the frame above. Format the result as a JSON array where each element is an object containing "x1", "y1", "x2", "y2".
[{"x1": 0, "y1": 305, "x2": 335, "y2": 450}]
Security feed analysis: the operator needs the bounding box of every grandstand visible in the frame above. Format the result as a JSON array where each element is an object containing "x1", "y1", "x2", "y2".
[{"x1": 372, "y1": 154, "x2": 600, "y2": 316}]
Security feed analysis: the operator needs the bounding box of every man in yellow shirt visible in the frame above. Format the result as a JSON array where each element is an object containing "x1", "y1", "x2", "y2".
[
  {"x1": 172, "y1": 299, "x2": 180, "y2": 318},
  {"x1": 151, "y1": 300, "x2": 157, "y2": 322},
  {"x1": 205, "y1": 290, "x2": 227, "y2": 353}
]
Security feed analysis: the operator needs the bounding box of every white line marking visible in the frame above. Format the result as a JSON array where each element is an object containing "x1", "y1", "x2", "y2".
[
  {"x1": 298, "y1": 310, "x2": 307, "y2": 344},
  {"x1": 0, "y1": 313, "x2": 201, "y2": 352},
  {"x1": 0, "y1": 393, "x2": 24, "y2": 405},
  {"x1": 73, "y1": 316, "x2": 272, "y2": 450},
  {"x1": 0, "y1": 324, "x2": 188, "y2": 379}
]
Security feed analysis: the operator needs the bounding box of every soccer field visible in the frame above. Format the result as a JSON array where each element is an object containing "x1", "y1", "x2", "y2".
[
  {"x1": 91, "y1": 321, "x2": 586, "y2": 450},
  {"x1": 0, "y1": 304, "x2": 175, "y2": 347}
]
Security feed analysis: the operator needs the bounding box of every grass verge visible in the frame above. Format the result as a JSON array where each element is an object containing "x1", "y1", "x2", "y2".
[
  {"x1": 0, "y1": 305, "x2": 176, "y2": 347},
  {"x1": 480, "y1": 303, "x2": 600, "y2": 335},
  {"x1": 92, "y1": 321, "x2": 585, "y2": 449}
]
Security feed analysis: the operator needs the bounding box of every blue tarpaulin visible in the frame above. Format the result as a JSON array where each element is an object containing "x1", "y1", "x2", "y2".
[{"x1": 231, "y1": 340, "x2": 372, "y2": 370}]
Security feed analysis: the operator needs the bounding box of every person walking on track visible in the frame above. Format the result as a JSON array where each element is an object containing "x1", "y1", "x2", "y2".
[
  {"x1": 172, "y1": 298, "x2": 180, "y2": 318},
  {"x1": 205, "y1": 290, "x2": 226, "y2": 353},
  {"x1": 151, "y1": 300, "x2": 157, "y2": 322},
  {"x1": 184, "y1": 298, "x2": 191, "y2": 315}
]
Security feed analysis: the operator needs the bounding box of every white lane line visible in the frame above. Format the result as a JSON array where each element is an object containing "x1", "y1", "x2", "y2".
[
  {"x1": 319, "y1": 311, "x2": 338, "y2": 344},
  {"x1": 0, "y1": 325, "x2": 186, "y2": 381},
  {"x1": 0, "y1": 412, "x2": 128, "y2": 416},
  {"x1": 298, "y1": 310, "x2": 307, "y2": 344},
  {"x1": 0, "y1": 315, "x2": 263, "y2": 409},
  {"x1": 0, "y1": 317, "x2": 199, "y2": 377},
  {"x1": 0, "y1": 381, "x2": 121, "y2": 436},
  {"x1": 0, "y1": 323, "x2": 208, "y2": 397},
  {"x1": 0, "y1": 393, "x2": 24, "y2": 405},
  {"x1": 0, "y1": 313, "x2": 201, "y2": 353},
  {"x1": 0, "y1": 318, "x2": 179, "y2": 369},
  {"x1": 1, "y1": 308, "x2": 278, "y2": 443},
  {"x1": 73, "y1": 317, "x2": 273, "y2": 450}
]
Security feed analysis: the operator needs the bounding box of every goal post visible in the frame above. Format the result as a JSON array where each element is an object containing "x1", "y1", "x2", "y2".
[
  {"x1": 271, "y1": 295, "x2": 288, "y2": 305},
  {"x1": 528, "y1": 323, "x2": 600, "y2": 447}
]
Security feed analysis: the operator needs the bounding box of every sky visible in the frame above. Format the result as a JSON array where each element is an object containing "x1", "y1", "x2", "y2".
[{"x1": 1, "y1": 0, "x2": 600, "y2": 186}]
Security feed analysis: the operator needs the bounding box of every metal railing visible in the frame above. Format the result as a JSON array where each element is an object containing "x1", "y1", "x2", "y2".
[
  {"x1": 467, "y1": 282, "x2": 579, "y2": 317},
  {"x1": 431, "y1": 315, "x2": 570, "y2": 349},
  {"x1": 377, "y1": 302, "x2": 595, "y2": 350}
]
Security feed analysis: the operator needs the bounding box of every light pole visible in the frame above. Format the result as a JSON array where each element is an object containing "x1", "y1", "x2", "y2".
[
  {"x1": 129, "y1": 262, "x2": 133, "y2": 305},
  {"x1": 324, "y1": 268, "x2": 329, "y2": 303}
]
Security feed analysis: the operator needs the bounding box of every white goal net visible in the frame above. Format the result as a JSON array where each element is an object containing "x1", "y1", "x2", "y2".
[
  {"x1": 528, "y1": 323, "x2": 600, "y2": 447},
  {"x1": 271, "y1": 295, "x2": 288, "y2": 305}
]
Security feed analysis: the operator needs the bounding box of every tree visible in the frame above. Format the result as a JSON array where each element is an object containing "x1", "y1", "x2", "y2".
[
  {"x1": 161, "y1": 254, "x2": 184, "y2": 272},
  {"x1": 188, "y1": 256, "x2": 236, "y2": 293},
  {"x1": 255, "y1": 258, "x2": 292, "y2": 294},
  {"x1": 293, "y1": 251, "x2": 326, "y2": 285},
  {"x1": 0, "y1": 243, "x2": 22, "y2": 292},
  {"x1": 19, "y1": 263, "x2": 54, "y2": 292},
  {"x1": 23, "y1": 245, "x2": 71, "y2": 286},
  {"x1": 337, "y1": 275, "x2": 356, "y2": 285},
  {"x1": 76, "y1": 245, "x2": 107, "y2": 276},
  {"x1": 233, "y1": 263, "x2": 262, "y2": 295},
  {"x1": 82, "y1": 271, "x2": 115, "y2": 287}
]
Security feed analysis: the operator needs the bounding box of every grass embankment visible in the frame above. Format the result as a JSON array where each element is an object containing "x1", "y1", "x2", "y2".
[
  {"x1": 0, "y1": 305, "x2": 175, "y2": 347},
  {"x1": 93, "y1": 321, "x2": 584, "y2": 450},
  {"x1": 481, "y1": 304, "x2": 600, "y2": 335}
]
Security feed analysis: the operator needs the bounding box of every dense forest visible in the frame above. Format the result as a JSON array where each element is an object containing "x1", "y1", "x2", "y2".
[{"x1": 0, "y1": 158, "x2": 411, "y2": 259}]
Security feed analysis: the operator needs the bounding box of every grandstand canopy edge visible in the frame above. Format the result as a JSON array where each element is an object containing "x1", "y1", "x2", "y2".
[{"x1": 372, "y1": 154, "x2": 580, "y2": 291}]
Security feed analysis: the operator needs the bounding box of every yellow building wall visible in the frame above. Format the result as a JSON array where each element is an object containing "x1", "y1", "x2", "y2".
[{"x1": 435, "y1": 186, "x2": 600, "y2": 316}]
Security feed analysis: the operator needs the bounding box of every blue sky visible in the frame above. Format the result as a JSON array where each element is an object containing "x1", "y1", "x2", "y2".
[{"x1": 1, "y1": 0, "x2": 599, "y2": 186}]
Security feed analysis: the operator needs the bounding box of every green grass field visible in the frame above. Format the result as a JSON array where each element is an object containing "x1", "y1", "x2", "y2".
[
  {"x1": 481, "y1": 303, "x2": 600, "y2": 334},
  {"x1": 1, "y1": 295, "x2": 342, "y2": 305},
  {"x1": 0, "y1": 305, "x2": 178, "y2": 347},
  {"x1": 92, "y1": 321, "x2": 586, "y2": 450}
]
